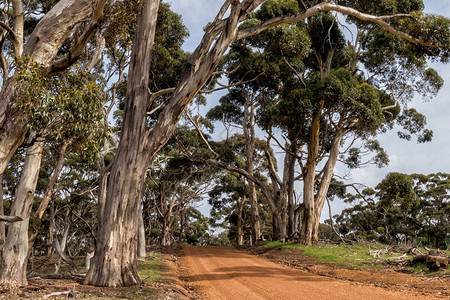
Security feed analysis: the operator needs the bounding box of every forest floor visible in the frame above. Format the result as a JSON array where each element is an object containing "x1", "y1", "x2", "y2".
[
  {"x1": 1, "y1": 244, "x2": 448, "y2": 299},
  {"x1": 0, "y1": 247, "x2": 193, "y2": 299}
]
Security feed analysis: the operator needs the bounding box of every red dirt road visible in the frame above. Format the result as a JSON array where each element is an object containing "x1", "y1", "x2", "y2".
[{"x1": 181, "y1": 246, "x2": 440, "y2": 300}]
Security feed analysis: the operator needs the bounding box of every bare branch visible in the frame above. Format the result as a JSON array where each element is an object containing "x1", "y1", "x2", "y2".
[
  {"x1": 149, "y1": 87, "x2": 176, "y2": 103},
  {"x1": 186, "y1": 110, "x2": 219, "y2": 158},
  {"x1": 0, "y1": 20, "x2": 18, "y2": 43},
  {"x1": 206, "y1": 158, "x2": 278, "y2": 213},
  {"x1": 282, "y1": 56, "x2": 307, "y2": 88},
  {"x1": 237, "y1": 3, "x2": 443, "y2": 49},
  {"x1": 49, "y1": 0, "x2": 108, "y2": 74},
  {"x1": 0, "y1": 215, "x2": 23, "y2": 222}
]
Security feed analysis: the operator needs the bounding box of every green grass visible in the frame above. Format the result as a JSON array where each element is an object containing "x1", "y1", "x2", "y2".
[
  {"x1": 259, "y1": 241, "x2": 404, "y2": 268},
  {"x1": 138, "y1": 252, "x2": 163, "y2": 283},
  {"x1": 259, "y1": 241, "x2": 450, "y2": 273}
]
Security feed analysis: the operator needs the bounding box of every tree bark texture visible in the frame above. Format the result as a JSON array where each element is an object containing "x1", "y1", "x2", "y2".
[
  {"x1": 0, "y1": 173, "x2": 5, "y2": 244},
  {"x1": 311, "y1": 131, "x2": 345, "y2": 243},
  {"x1": 237, "y1": 198, "x2": 245, "y2": 246},
  {"x1": 0, "y1": 138, "x2": 44, "y2": 287},
  {"x1": 137, "y1": 206, "x2": 146, "y2": 258},
  {"x1": 85, "y1": 0, "x2": 160, "y2": 287},
  {"x1": 300, "y1": 102, "x2": 323, "y2": 245},
  {"x1": 243, "y1": 97, "x2": 261, "y2": 245}
]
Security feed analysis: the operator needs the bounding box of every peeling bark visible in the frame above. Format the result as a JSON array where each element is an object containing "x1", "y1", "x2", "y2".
[
  {"x1": 85, "y1": 0, "x2": 160, "y2": 286},
  {"x1": 300, "y1": 101, "x2": 323, "y2": 245},
  {"x1": 0, "y1": 138, "x2": 44, "y2": 286}
]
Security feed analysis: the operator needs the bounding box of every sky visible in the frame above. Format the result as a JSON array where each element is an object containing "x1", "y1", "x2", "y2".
[{"x1": 167, "y1": 0, "x2": 450, "y2": 219}]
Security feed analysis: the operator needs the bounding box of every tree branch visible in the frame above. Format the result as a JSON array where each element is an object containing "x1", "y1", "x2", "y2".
[
  {"x1": 49, "y1": 0, "x2": 108, "y2": 74},
  {"x1": 237, "y1": 3, "x2": 443, "y2": 49},
  {"x1": 0, "y1": 20, "x2": 18, "y2": 43},
  {"x1": 206, "y1": 158, "x2": 277, "y2": 213},
  {"x1": 0, "y1": 215, "x2": 23, "y2": 222}
]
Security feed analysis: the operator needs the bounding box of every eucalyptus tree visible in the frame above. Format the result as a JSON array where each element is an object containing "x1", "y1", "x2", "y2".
[
  {"x1": 207, "y1": 133, "x2": 270, "y2": 245},
  {"x1": 0, "y1": 0, "x2": 109, "y2": 176},
  {"x1": 146, "y1": 125, "x2": 217, "y2": 246},
  {"x1": 233, "y1": 0, "x2": 448, "y2": 245},
  {"x1": 86, "y1": 0, "x2": 449, "y2": 286},
  {"x1": 0, "y1": 64, "x2": 105, "y2": 286},
  {"x1": 336, "y1": 172, "x2": 449, "y2": 247},
  {"x1": 207, "y1": 82, "x2": 275, "y2": 242},
  {"x1": 410, "y1": 173, "x2": 450, "y2": 248}
]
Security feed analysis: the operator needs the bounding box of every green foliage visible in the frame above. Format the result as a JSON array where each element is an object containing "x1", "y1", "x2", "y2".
[
  {"x1": 336, "y1": 173, "x2": 450, "y2": 248},
  {"x1": 308, "y1": 13, "x2": 345, "y2": 61},
  {"x1": 254, "y1": 0, "x2": 300, "y2": 21},
  {"x1": 12, "y1": 57, "x2": 106, "y2": 153},
  {"x1": 103, "y1": 0, "x2": 144, "y2": 50},
  {"x1": 184, "y1": 208, "x2": 210, "y2": 245},
  {"x1": 205, "y1": 230, "x2": 232, "y2": 247},
  {"x1": 150, "y1": 2, "x2": 189, "y2": 91},
  {"x1": 396, "y1": 108, "x2": 433, "y2": 143}
]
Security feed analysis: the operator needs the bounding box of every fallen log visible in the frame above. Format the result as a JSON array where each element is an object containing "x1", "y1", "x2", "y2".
[{"x1": 412, "y1": 254, "x2": 449, "y2": 270}]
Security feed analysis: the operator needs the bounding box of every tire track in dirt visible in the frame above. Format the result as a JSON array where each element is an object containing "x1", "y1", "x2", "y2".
[{"x1": 180, "y1": 246, "x2": 441, "y2": 300}]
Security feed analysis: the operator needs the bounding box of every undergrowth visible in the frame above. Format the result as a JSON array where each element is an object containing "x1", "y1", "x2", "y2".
[{"x1": 258, "y1": 240, "x2": 449, "y2": 272}]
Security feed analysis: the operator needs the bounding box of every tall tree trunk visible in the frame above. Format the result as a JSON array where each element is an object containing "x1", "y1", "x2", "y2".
[
  {"x1": 286, "y1": 144, "x2": 297, "y2": 238},
  {"x1": 311, "y1": 130, "x2": 345, "y2": 243},
  {"x1": 161, "y1": 218, "x2": 172, "y2": 247},
  {"x1": 0, "y1": 138, "x2": 44, "y2": 287},
  {"x1": 294, "y1": 204, "x2": 303, "y2": 235},
  {"x1": 272, "y1": 212, "x2": 285, "y2": 241},
  {"x1": 47, "y1": 198, "x2": 55, "y2": 256},
  {"x1": 137, "y1": 206, "x2": 146, "y2": 258},
  {"x1": 0, "y1": 173, "x2": 5, "y2": 245},
  {"x1": 178, "y1": 207, "x2": 185, "y2": 247},
  {"x1": 12, "y1": 0, "x2": 24, "y2": 57},
  {"x1": 85, "y1": 0, "x2": 160, "y2": 286},
  {"x1": 243, "y1": 96, "x2": 261, "y2": 245},
  {"x1": 236, "y1": 199, "x2": 244, "y2": 246},
  {"x1": 300, "y1": 101, "x2": 323, "y2": 245},
  {"x1": 266, "y1": 144, "x2": 289, "y2": 242}
]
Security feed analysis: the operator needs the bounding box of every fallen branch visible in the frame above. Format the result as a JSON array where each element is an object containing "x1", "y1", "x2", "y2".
[
  {"x1": 412, "y1": 255, "x2": 449, "y2": 270},
  {"x1": 369, "y1": 245, "x2": 391, "y2": 258},
  {"x1": 43, "y1": 290, "x2": 77, "y2": 299}
]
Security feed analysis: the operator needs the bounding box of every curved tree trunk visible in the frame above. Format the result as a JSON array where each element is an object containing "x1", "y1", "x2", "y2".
[
  {"x1": 86, "y1": 0, "x2": 250, "y2": 287},
  {"x1": 286, "y1": 144, "x2": 297, "y2": 238},
  {"x1": 0, "y1": 138, "x2": 44, "y2": 286},
  {"x1": 85, "y1": 0, "x2": 160, "y2": 287}
]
